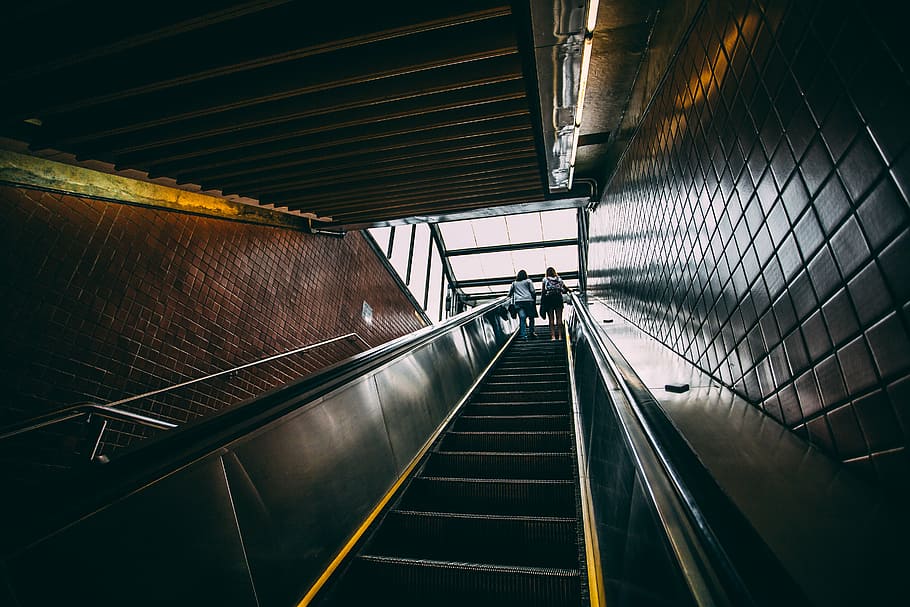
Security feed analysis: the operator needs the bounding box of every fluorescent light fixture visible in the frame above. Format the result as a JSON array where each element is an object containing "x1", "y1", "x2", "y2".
[
  {"x1": 575, "y1": 36, "x2": 594, "y2": 128},
  {"x1": 533, "y1": 0, "x2": 598, "y2": 192},
  {"x1": 567, "y1": 0, "x2": 597, "y2": 189},
  {"x1": 586, "y1": 0, "x2": 600, "y2": 33}
]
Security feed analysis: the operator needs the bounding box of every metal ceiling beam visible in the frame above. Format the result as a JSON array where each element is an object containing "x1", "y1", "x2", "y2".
[
  {"x1": 5, "y1": 8, "x2": 517, "y2": 120},
  {"x1": 445, "y1": 238, "x2": 579, "y2": 257},
  {"x1": 109, "y1": 85, "x2": 529, "y2": 167},
  {"x1": 323, "y1": 193, "x2": 547, "y2": 225},
  {"x1": 1, "y1": 0, "x2": 295, "y2": 84},
  {"x1": 428, "y1": 224, "x2": 457, "y2": 298},
  {"x1": 286, "y1": 173, "x2": 542, "y2": 215},
  {"x1": 272, "y1": 166, "x2": 540, "y2": 207},
  {"x1": 343, "y1": 196, "x2": 591, "y2": 228},
  {"x1": 286, "y1": 180, "x2": 543, "y2": 215},
  {"x1": 190, "y1": 121, "x2": 533, "y2": 186},
  {"x1": 149, "y1": 107, "x2": 531, "y2": 179},
  {"x1": 254, "y1": 152, "x2": 538, "y2": 201},
  {"x1": 217, "y1": 134, "x2": 535, "y2": 194},
  {"x1": 46, "y1": 58, "x2": 525, "y2": 152},
  {"x1": 455, "y1": 271, "x2": 580, "y2": 288}
]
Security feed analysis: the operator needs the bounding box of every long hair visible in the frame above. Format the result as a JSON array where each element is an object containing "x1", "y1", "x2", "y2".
[
  {"x1": 517, "y1": 269, "x2": 528, "y2": 281},
  {"x1": 546, "y1": 267, "x2": 557, "y2": 278}
]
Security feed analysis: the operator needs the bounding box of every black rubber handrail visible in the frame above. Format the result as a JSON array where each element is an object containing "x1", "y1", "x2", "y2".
[
  {"x1": 569, "y1": 291, "x2": 734, "y2": 607},
  {"x1": 570, "y1": 293, "x2": 809, "y2": 606}
]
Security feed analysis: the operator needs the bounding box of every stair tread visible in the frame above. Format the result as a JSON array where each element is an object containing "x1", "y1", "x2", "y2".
[
  {"x1": 469, "y1": 400, "x2": 569, "y2": 404},
  {"x1": 448, "y1": 430, "x2": 572, "y2": 435},
  {"x1": 356, "y1": 554, "x2": 580, "y2": 577},
  {"x1": 418, "y1": 476, "x2": 573, "y2": 484},
  {"x1": 460, "y1": 414, "x2": 570, "y2": 419},
  {"x1": 435, "y1": 451, "x2": 572, "y2": 457},
  {"x1": 390, "y1": 509, "x2": 576, "y2": 523}
]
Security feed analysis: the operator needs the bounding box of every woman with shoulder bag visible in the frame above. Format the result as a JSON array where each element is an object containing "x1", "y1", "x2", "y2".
[{"x1": 540, "y1": 266, "x2": 568, "y2": 341}]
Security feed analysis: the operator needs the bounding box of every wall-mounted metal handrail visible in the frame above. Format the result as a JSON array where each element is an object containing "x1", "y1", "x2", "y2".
[
  {"x1": 568, "y1": 291, "x2": 735, "y2": 607},
  {"x1": 0, "y1": 403, "x2": 178, "y2": 442},
  {"x1": 105, "y1": 332, "x2": 371, "y2": 410},
  {"x1": 0, "y1": 332, "x2": 372, "y2": 451}
]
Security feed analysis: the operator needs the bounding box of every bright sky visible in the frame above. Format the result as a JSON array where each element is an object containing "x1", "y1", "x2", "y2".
[
  {"x1": 438, "y1": 208, "x2": 579, "y2": 296},
  {"x1": 367, "y1": 208, "x2": 580, "y2": 312}
]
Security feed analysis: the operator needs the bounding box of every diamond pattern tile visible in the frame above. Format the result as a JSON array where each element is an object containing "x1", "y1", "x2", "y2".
[{"x1": 589, "y1": 0, "x2": 910, "y2": 499}]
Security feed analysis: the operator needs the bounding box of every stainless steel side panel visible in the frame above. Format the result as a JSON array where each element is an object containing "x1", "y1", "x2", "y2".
[
  {"x1": 460, "y1": 313, "x2": 505, "y2": 375},
  {"x1": 225, "y1": 376, "x2": 397, "y2": 607},
  {"x1": 7, "y1": 455, "x2": 258, "y2": 607},
  {"x1": 375, "y1": 330, "x2": 476, "y2": 470}
]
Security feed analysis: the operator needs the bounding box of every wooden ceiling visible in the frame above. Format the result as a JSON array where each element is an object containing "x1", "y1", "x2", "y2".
[{"x1": 0, "y1": 0, "x2": 665, "y2": 228}]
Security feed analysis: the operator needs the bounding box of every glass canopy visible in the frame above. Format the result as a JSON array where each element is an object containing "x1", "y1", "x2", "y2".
[{"x1": 368, "y1": 207, "x2": 581, "y2": 322}]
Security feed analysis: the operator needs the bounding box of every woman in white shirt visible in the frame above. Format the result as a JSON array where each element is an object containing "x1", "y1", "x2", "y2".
[{"x1": 508, "y1": 269, "x2": 537, "y2": 340}]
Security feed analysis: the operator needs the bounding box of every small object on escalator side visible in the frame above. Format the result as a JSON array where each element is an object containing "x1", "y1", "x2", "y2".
[{"x1": 665, "y1": 383, "x2": 689, "y2": 393}]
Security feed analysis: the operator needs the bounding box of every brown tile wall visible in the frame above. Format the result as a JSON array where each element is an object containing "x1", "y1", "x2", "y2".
[
  {"x1": 0, "y1": 185, "x2": 425, "y2": 463},
  {"x1": 588, "y1": 0, "x2": 910, "y2": 502}
]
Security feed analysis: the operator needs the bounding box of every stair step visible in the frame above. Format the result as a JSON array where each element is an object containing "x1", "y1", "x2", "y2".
[
  {"x1": 454, "y1": 415, "x2": 571, "y2": 432},
  {"x1": 366, "y1": 510, "x2": 579, "y2": 568},
  {"x1": 489, "y1": 372, "x2": 565, "y2": 382},
  {"x1": 498, "y1": 354, "x2": 562, "y2": 363},
  {"x1": 424, "y1": 452, "x2": 574, "y2": 480},
  {"x1": 463, "y1": 402, "x2": 568, "y2": 416},
  {"x1": 401, "y1": 477, "x2": 575, "y2": 517},
  {"x1": 470, "y1": 390, "x2": 568, "y2": 403},
  {"x1": 441, "y1": 431, "x2": 573, "y2": 453},
  {"x1": 482, "y1": 380, "x2": 568, "y2": 392},
  {"x1": 342, "y1": 555, "x2": 581, "y2": 607}
]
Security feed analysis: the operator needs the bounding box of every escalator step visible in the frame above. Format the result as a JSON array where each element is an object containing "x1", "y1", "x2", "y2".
[
  {"x1": 400, "y1": 477, "x2": 575, "y2": 517},
  {"x1": 441, "y1": 431, "x2": 573, "y2": 453},
  {"x1": 499, "y1": 355, "x2": 563, "y2": 362},
  {"x1": 366, "y1": 510, "x2": 579, "y2": 568},
  {"x1": 454, "y1": 415, "x2": 571, "y2": 432},
  {"x1": 507, "y1": 345, "x2": 563, "y2": 353},
  {"x1": 343, "y1": 555, "x2": 581, "y2": 607},
  {"x1": 497, "y1": 356, "x2": 562, "y2": 365},
  {"x1": 462, "y1": 401, "x2": 568, "y2": 415},
  {"x1": 488, "y1": 372, "x2": 565, "y2": 383},
  {"x1": 424, "y1": 452, "x2": 574, "y2": 479},
  {"x1": 470, "y1": 390, "x2": 568, "y2": 403},
  {"x1": 491, "y1": 360, "x2": 565, "y2": 377},
  {"x1": 481, "y1": 380, "x2": 568, "y2": 392}
]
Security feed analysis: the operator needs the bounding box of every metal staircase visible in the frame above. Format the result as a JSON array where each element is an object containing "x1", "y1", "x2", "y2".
[{"x1": 315, "y1": 328, "x2": 588, "y2": 606}]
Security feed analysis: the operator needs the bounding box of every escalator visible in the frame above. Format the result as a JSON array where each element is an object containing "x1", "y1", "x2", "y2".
[
  {"x1": 314, "y1": 328, "x2": 588, "y2": 606},
  {"x1": 1, "y1": 299, "x2": 754, "y2": 607}
]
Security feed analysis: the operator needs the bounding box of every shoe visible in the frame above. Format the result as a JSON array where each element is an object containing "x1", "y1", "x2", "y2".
[{"x1": 529, "y1": 333, "x2": 537, "y2": 339}]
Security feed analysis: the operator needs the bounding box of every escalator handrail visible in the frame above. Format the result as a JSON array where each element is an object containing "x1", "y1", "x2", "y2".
[
  {"x1": 569, "y1": 291, "x2": 736, "y2": 607},
  {"x1": 4, "y1": 298, "x2": 510, "y2": 555}
]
